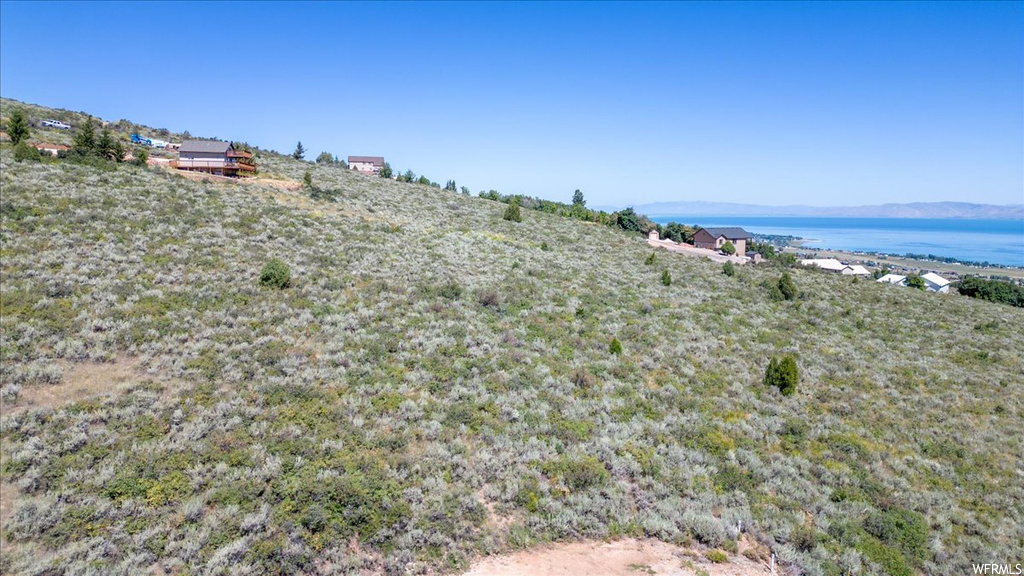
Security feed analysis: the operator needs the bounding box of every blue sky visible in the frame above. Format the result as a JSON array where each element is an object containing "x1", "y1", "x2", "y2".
[{"x1": 2, "y1": 1, "x2": 1021, "y2": 208}]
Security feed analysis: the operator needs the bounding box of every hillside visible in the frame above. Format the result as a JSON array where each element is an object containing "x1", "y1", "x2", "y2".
[{"x1": 1, "y1": 106, "x2": 1023, "y2": 576}]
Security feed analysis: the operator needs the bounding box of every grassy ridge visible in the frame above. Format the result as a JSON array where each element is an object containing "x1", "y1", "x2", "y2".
[{"x1": 1, "y1": 114, "x2": 1022, "y2": 575}]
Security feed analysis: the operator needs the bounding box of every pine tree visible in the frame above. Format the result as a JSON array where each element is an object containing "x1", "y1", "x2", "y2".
[
  {"x1": 292, "y1": 141, "x2": 306, "y2": 160},
  {"x1": 6, "y1": 109, "x2": 29, "y2": 145},
  {"x1": 572, "y1": 189, "x2": 585, "y2": 207},
  {"x1": 72, "y1": 117, "x2": 97, "y2": 153},
  {"x1": 503, "y1": 201, "x2": 522, "y2": 222}
]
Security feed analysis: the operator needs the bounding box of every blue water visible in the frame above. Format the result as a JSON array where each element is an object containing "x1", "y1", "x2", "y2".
[{"x1": 649, "y1": 216, "x2": 1024, "y2": 268}]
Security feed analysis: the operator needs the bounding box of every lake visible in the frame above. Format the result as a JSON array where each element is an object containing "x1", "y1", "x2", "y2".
[{"x1": 648, "y1": 216, "x2": 1024, "y2": 268}]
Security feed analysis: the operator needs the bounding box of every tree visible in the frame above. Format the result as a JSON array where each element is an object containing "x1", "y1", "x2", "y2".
[
  {"x1": 13, "y1": 141, "x2": 42, "y2": 163},
  {"x1": 6, "y1": 109, "x2": 29, "y2": 145},
  {"x1": 778, "y1": 272, "x2": 797, "y2": 300},
  {"x1": 572, "y1": 189, "x2": 585, "y2": 207},
  {"x1": 259, "y1": 258, "x2": 291, "y2": 289},
  {"x1": 72, "y1": 117, "x2": 96, "y2": 153},
  {"x1": 292, "y1": 141, "x2": 305, "y2": 160},
  {"x1": 303, "y1": 170, "x2": 313, "y2": 189},
  {"x1": 723, "y1": 261, "x2": 735, "y2": 276},
  {"x1": 133, "y1": 147, "x2": 149, "y2": 167},
  {"x1": 764, "y1": 354, "x2": 798, "y2": 395},
  {"x1": 315, "y1": 151, "x2": 334, "y2": 164},
  {"x1": 460, "y1": 186, "x2": 470, "y2": 196},
  {"x1": 417, "y1": 175, "x2": 430, "y2": 185},
  {"x1": 445, "y1": 180, "x2": 457, "y2": 192},
  {"x1": 906, "y1": 274, "x2": 926, "y2": 290},
  {"x1": 616, "y1": 207, "x2": 640, "y2": 232},
  {"x1": 97, "y1": 128, "x2": 115, "y2": 159},
  {"x1": 609, "y1": 337, "x2": 623, "y2": 355},
  {"x1": 503, "y1": 201, "x2": 522, "y2": 222},
  {"x1": 721, "y1": 241, "x2": 736, "y2": 255},
  {"x1": 378, "y1": 162, "x2": 393, "y2": 179},
  {"x1": 661, "y1": 269, "x2": 672, "y2": 286}
]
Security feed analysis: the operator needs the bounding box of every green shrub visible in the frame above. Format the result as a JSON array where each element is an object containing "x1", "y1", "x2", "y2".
[
  {"x1": 13, "y1": 141, "x2": 42, "y2": 163},
  {"x1": 705, "y1": 549, "x2": 728, "y2": 563},
  {"x1": 438, "y1": 281, "x2": 463, "y2": 300},
  {"x1": 864, "y1": 508, "x2": 929, "y2": 564},
  {"x1": 765, "y1": 354, "x2": 798, "y2": 395},
  {"x1": 609, "y1": 337, "x2": 623, "y2": 355},
  {"x1": 957, "y1": 277, "x2": 1024, "y2": 307},
  {"x1": 778, "y1": 272, "x2": 797, "y2": 300},
  {"x1": 661, "y1": 269, "x2": 671, "y2": 286},
  {"x1": 721, "y1": 241, "x2": 735, "y2": 255},
  {"x1": 259, "y1": 258, "x2": 291, "y2": 289},
  {"x1": 503, "y1": 201, "x2": 522, "y2": 222},
  {"x1": 645, "y1": 251, "x2": 656, "y2": 265},
  {"x1": 722, "y1": 261, "x2": 735, "y2": 276}
]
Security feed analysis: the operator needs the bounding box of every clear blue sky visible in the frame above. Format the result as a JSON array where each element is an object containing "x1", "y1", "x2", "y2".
[{"x1": 2, "y1": 1, "x2": 1022, "y2": 208}]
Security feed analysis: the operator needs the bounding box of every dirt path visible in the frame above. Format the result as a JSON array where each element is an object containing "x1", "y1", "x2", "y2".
[
  {"x1": 647, "y1": 239, "x2": 749, "y2": 264},
  {"x1": 461, "y1": 538, "x2": 773, "y2": 576}
]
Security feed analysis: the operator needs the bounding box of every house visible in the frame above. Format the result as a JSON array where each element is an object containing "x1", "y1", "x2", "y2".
[
  {"x1": 799, "y1": 258, "x2": 870, "y2": 275},
  {"x1": 348, "y1": 156, "x2": 385, "y2": 176},
  {"x1": 921, "y1": 272, "x2": 951, "y2": 293},
  {"x1": 876, "y1": 273, "x2": 907, "y2": 286},
  {"x1": 692, "y1": 227, "x2": 752, "y2": 256},
  {"x1": 174, "y1": 140, "x2": 255, "y2": 177},
  {"x1": 648, "y1": 229, "x2": 660, "y2": 242},
  {"x1": 32, "y1": 143, "x2": 69, "y2": 156}
]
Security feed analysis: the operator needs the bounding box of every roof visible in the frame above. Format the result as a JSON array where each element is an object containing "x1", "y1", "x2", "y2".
[
  {"x1": 800, "y1": 258, "x2": 848, "y2": 271},
  {"x1": 842, "y1": 265, "x2": 870, "y2": 275},
  {"x1": 32, "y1": 143, "x2": 69, "y2": 150},
  {"x1": 179, "y1": 140, "x2": 232, "y2": 154},
  {"x1": 697, "y1": 227, "x2": 752, "y2": 240},
  {"x1": 921, "y1": 272, "x2": 950, "y2": 287},
  {"x1": 348, "y1": 156, "x2": 385, "y2": 166},
  {"x1": 876, "y1": 274, "x2": 907, "y2": 284}
]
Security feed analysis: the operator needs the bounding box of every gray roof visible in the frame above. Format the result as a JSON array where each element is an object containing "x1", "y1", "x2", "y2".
[
  {"x1": 698, "y1": 227, "x2": 753, "y2": 240},
  {"x1": 348, "y1": 156, "x2": 385, "y2": 166},
  {"x1": 179, "y1": 140, "x2": 232, "y2": 154}
]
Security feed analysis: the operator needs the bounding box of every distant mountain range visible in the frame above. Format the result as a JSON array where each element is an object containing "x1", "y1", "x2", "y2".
[{"x1": 602, "y1": 201, "x2": 1024, "y2": 220}]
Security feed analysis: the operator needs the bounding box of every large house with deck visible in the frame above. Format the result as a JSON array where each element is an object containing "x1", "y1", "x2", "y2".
[
  {"x1": 174, "y1": 140, "x2": 255, "y2": 177},
  {"x1": 348, "y1": 156, "x2": 386, "y2": 176},
  {"x1": 692, "y1": 227, "x2": 752, "y2": 256}
]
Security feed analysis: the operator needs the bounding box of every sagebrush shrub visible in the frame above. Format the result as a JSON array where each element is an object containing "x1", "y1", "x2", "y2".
[{"x1": 259, "y1": 258, "x2": 291, "y2": 289}]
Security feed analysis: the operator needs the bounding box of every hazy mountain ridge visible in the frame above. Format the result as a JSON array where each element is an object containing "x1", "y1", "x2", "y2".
[{"x1": 618, "y1": 200, "x2": 1024, "y2": 219}]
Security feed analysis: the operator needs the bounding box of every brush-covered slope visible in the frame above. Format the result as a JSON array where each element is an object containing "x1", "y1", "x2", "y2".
[{"x1": 1, "y1": 140, "x2": 1022, "y2": 576}]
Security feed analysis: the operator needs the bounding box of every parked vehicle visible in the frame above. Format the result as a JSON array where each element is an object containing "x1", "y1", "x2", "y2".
[{"x1": 41, "y1": 119, "x2": 71, "y2": 129}]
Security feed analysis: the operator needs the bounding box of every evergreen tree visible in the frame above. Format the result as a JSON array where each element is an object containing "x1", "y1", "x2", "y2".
[
  {"x1": 303, "y1": 170, "x2": 313, "y2": 189},
  {"x1": 72, "y1": 117, "x2": 97, "y2": 153},
  {"x1": 316, "y1": 151, "x2": 334, "y2": 164},
  {"x1": 764, "y1": 355, "x2": 799, "y2": 395},
  {"x1": 292, "y1": 141, "x2": 306, "y2": 160},
  {"x1": 378, "y1": 162, "x2": 394, "y2": 179},
  {"x1": 778, "y1": 272, "x2": 798, "y2": 300},
  {"x1": 97, "y1": 128, "x2": 115, "y2": 159},
  {"x1": 503, "y1": 201, "x2": 522, "y2": 222},
  {"x1": 6, "y1": 109, "x2": 29, "y2": 145},
  {"x1": 572, "y1": 189, "x2": 585, "y2": 207}
]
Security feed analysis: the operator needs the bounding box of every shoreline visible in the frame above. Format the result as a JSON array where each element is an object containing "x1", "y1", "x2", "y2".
[{"x1": 781, "y1": 245, "x2": 1024, "y2": 280}]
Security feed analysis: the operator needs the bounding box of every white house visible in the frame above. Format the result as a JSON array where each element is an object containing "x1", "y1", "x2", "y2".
[
  {"x1": 921, "y1": 272, "x2": 951, "y2": 293},
  {"x1": 876, "y1": 273, "x2": 907, "y2": 286},
  {"x1": 800, "y1": 258, "x2": 870, "y2": 275},
  {"x1": 348, "y1": 156, "x2": 385, "y2": 176}
]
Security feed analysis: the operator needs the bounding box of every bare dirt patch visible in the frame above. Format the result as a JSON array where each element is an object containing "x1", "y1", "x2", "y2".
[
  {"x1": 461, "y1": 538, "x2": 773, "y2": 576},
  {"x1": 8, "y1": 356, "x2": 142, "y2": 414}
]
